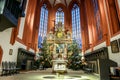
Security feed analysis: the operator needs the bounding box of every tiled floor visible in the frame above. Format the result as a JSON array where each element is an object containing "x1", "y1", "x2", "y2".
[{"x1": 0, "y1": 68, "x2": 99, "y2": 80}]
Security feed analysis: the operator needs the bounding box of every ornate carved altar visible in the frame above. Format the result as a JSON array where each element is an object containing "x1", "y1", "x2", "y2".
[{"x1": 47, "y1": 22, "x2": 72, "y2": 72}]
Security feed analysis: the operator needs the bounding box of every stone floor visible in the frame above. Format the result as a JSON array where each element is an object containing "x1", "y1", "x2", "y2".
[{"x1": 0, "y1": 68, "x2": 100, "y2": 80}]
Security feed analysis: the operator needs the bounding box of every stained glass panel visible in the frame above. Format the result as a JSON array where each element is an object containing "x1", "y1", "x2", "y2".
[
  {"x1": 38, "y1": 4, "x2": 48, "y2": 48},
  {"x1": 72, "y1": 4, "x2": 82, "y2": 48}
]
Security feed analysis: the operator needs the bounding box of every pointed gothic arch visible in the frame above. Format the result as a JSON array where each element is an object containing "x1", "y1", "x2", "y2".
[
  {"x1": 54, "y1": 3, "x2": 67, "y2": 29},
  {"x1": 40, "y1": 0, "x2": 52, "y2": 10},
  {"x1": 68, "y1": 0, "x2": 81, "y2": 10}
]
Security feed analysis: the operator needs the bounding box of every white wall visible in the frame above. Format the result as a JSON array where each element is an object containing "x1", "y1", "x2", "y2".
[
  {"x1": 108, "y1": 34, "x2": 120, "y2": 66},
  {"x1": 0, "y1": 0, "x2": 36, "y2": 68},
  {"x1": 117, "y1": 0, "x2": 120, "y2": 8},
  {"x1": 0, "y1": 28, "x2": 35, "y2": 63},
  {"x1": 85, "y1": 49, "x2": 91, "y2": 53},
  {"x1": 0, "y1": 0, "x2": 35, "y2": 63},
  {"x1": 18, "y1": 18, "x2": 25, "y2": 39},
  {"x1": 0, "y1": 27, "x2": 33, "y2": 75},
  {"x1": 94, "y1": 42, "x2": 106, "y2": 50},
  {"x1": 17, "y1": 0, "x2": 29, "y2": 39},
  {"x1": 0, "y1": 28, "x2": 26, "y2": 62},
  {"x1": 29, "y1": 48, "x2": 35, "y2": 53},
  {"x1": 85, "y1": 42, "x2": 106, "y2": 54}
]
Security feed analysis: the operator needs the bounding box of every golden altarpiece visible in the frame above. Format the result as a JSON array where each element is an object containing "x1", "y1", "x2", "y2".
[{"x1": 47, "y1": 22, "x2": 72, "y2": 72}]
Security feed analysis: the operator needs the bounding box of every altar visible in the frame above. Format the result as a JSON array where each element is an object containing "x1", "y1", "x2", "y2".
[
  {"x1": 52, "y1": 60, "x2": 68, "y2": 73},
  {"x1": 47, "y1": 22, "x2": 72, "y2": 73}
]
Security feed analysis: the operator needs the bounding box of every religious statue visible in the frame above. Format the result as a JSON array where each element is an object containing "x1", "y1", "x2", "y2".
[{"x1": 57, "y1": 54, "x2": 63, "y2": 60}]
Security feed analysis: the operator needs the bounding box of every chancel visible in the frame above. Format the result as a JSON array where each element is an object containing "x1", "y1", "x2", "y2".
[{"x1": 0, "y1": 0, "x2": 120, "y2": 80}]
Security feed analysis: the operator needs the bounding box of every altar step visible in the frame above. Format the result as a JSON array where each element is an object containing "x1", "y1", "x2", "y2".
[
  {"x1": 20, "y1": 68, "x2": 84, "y2": 74},
  {"x1": 67, "y1": 69, "x2": 84, "y2": 74}
]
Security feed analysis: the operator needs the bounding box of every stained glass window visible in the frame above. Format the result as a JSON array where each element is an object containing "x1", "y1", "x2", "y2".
[
  {"x1": 72, "y1": 4, "x2": 82, "y2": 48},
  {"x1": 56, "y1": 8, "x2": 64, "y2": 26},
  {"x1": 38, "y1": 4, "x2": 48, "y2": 48},
  {"x1": 92, "y1": 0, "x2": 103, "y2": 40}
]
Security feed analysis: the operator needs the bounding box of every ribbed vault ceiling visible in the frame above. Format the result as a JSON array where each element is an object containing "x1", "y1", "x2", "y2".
[{"x1": 46, "y1": 0, "x2": 81, "y2": 7}]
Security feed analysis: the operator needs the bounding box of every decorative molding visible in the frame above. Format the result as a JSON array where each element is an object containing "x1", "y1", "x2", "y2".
[{"x1": 16, "y1": 37, "x2": 25, "y2": 45}]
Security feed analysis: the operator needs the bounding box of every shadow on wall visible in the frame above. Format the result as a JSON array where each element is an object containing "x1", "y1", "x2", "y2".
[{"x1": 0, "y1": 45, "x2": 3, "y2": 64}]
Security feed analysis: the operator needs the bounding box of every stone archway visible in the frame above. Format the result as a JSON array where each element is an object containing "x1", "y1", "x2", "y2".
[{"x1": 0, "y1": 45, "x2": 3, "y2": 64}]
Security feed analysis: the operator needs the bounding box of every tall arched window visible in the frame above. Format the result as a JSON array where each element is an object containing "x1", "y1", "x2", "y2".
[
  {"x1": 38, "y1": 4, "x2": 48, "y2": 48},
  {"x1": 72, "y1": 4, "x2": 82, "y2": 48},
  {"x1": 56, "y1": 8, "x2": 64, "y2": 25},
  {"x1": 92, "y1": 0, "x2": 103, "y2": 40}
]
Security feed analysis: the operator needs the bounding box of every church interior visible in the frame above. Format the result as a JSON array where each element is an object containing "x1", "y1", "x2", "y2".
[{"x1": 0, "y1": 0, "x2": 120, "y2": 80}]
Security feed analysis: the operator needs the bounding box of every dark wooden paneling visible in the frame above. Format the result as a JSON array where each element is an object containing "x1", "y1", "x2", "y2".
[
  {"x1": 17, "y1": 48, "x2": 35, "y2": 70},
  {"x1": 85, "y1": 47, "x2": 118, "y2": 80}
]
